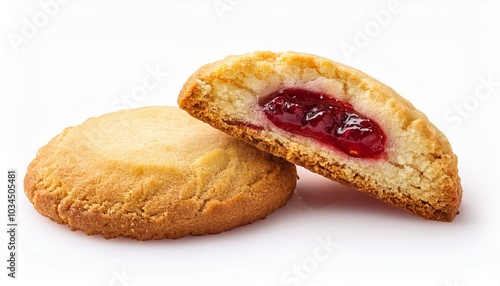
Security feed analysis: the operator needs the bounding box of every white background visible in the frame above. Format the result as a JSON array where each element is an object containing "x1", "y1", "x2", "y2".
[{"x1": 1, "y1": 1, "x2": 500, "y2": 285}]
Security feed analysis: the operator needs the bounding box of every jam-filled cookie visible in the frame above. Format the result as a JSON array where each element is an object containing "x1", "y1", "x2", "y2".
[
  {"x1": 24, "y1": 106, "x2": 297, "y2": 240},
  {"x1": 178, "y1": 51, "x2": 462, "y2": 221}
]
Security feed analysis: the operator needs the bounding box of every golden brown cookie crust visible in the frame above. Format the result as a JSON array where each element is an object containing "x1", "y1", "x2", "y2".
[
  {"x1": 178, "y1": 51, "x2": 462, "y2": 222},
  {"x1": 24, "y1": 106, "x2": 297, "y2": 240}
]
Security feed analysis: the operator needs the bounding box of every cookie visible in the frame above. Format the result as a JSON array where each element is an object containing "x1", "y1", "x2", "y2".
[
  {"x1": 178, "y1": 51, "x2": 462, "y2": 222},
  {"x1": 24, "y1": 106, "x2": 297, "y2": 240}
]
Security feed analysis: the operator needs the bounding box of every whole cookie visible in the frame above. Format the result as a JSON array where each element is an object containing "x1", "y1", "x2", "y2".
[{"x1": 24, "y1": 106, "x2": 297, "y2": 240}]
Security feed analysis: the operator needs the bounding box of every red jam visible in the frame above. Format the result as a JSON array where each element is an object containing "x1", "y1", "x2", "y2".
[{"x1": 260, "y1": 88, "x2": 385, "y2": 158}]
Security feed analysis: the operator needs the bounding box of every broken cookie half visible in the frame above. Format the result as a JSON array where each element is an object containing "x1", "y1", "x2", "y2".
[{"x1": 178, "y1": 51, "x2": 462, "y2": 222}]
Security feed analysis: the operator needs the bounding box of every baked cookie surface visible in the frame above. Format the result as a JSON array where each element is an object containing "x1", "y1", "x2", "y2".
[
  {"x1": 24, "y1": 106, "x2": 297, "y2": 240},
  {"x1": 178, "y1": 51, "x2": 462, "y2": 222}
]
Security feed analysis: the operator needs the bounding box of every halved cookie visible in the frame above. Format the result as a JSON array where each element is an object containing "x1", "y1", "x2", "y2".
[
  {"x1": 178, "y1": 51, "x2": 462, "y2": 222},
  {"x1": 24, "y1": 106, "x2": 297, "y2": 240}
]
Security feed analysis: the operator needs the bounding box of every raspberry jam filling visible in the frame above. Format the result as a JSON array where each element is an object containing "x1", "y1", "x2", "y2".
[{"x1": 259, "y1": 88, "x2": 386, "y2": 158}]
